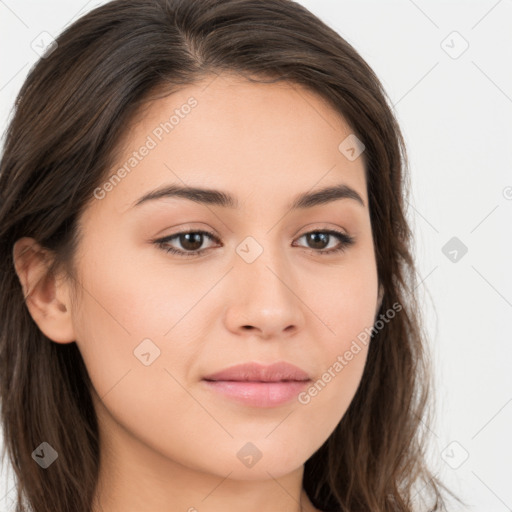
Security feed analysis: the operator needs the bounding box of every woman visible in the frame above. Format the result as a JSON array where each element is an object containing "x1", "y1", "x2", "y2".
[{"x1": 0, "y1": 0, "x2": 463, "y2": 511}]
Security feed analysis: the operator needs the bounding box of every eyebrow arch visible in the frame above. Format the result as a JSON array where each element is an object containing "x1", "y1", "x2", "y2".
[{"x1": 132, "y1": 183, "x2": 365, "y2": 210}]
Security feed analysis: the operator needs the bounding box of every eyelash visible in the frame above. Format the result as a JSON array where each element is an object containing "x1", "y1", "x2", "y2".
[{"x1": 154, "y1": 229, "x2": 355, "y2": 258}]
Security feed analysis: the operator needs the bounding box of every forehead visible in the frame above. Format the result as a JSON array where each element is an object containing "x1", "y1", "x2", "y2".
[{"x1": 88, "y1": 73, "x2": 368, "y2": 217}]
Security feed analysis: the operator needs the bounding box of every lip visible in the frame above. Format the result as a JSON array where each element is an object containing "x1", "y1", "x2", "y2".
[
  {"x1": 203, "y1": 361, "x2": 311, "y2": 382},
  {"x1": 202, "y1": 362, "x2": 311, "y2": 408}
]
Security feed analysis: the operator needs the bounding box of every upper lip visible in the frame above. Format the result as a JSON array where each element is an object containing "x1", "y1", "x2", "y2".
[{"x1": 203, "y1": 362, "x2": 311, "y2": 382}]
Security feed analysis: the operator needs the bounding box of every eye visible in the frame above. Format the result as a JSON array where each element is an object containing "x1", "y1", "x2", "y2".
[
  {"x1": 292, "y1": 229, "x2": 355, "y2": 255},
  {"x1": 153, "y1": 228, "x2": 355, "y2": 258},
  {"x1": 154, "y1": 230, "x2": 220, "y2": 258}
]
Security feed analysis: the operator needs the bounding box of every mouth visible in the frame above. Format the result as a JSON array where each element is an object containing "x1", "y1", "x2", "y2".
[{"x1": 202, "y1": 361, "x2": 311, "y2": 408}]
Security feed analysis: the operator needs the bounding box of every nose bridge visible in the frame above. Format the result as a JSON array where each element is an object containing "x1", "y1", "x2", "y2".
[
  {"x1": 235, "y1": 231, "x2": 290, "y2": 294},
  {"x1": 225, "y1": 229, "x2": 304, "y2": 335}
]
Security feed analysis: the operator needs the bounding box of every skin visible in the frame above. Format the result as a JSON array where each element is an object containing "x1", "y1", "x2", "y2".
[{"x1": 13, "y1": 73, "x2": 383, "y2": 512}]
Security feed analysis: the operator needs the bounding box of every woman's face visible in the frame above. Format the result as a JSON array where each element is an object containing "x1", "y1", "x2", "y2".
[{"x1": 68, "y1": 73, "x2": 380, "y2": 482}]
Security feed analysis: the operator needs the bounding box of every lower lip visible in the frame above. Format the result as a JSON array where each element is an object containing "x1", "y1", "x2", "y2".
[{"x1": 202, "y1": 380, "x2": 310, "y2": 407}]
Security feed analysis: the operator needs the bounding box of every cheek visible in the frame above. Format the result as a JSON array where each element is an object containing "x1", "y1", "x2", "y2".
[
  {"x1": 73, "y1": 234, "x2": 188, "y2": 341},
  {"x1": 70, "y1": 261, "x2": 206, "y2": 469},
  {"x1": 296, "y1": 293, "x2": 373, "y2": 447},
  {"x1": 295, "y1": 341, "x2": 369, "y2": 455},
  {"x1": 296, "y1": 252, "x2": 377, "y2": 433},
  {"x1": 71, "y1": 238, "x2": 215, "y2": 421},
  {"x1": 70, "y1": 245, "x2": 172, "y2": 396},
  {"x1": 308, "y1": 245, "x2": 378, "y2": 351}
]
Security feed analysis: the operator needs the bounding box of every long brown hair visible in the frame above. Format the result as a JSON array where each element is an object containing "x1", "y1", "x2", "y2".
[{"x1": 0, "y1": 1, "x2": 463, "y2": 511}]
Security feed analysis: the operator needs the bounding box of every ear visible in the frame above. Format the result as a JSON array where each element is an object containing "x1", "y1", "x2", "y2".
[
  {"x1": 12, "y1": 237, "x2": 76, "y2": 344},
  {"x1": 375, "y1": 282, "x2": 384, "y2": 318}
]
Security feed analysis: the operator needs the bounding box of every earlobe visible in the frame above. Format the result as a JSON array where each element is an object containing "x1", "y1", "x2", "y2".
[{"x1": 12, "y1": 237, "x2": 76, "y2": 344}]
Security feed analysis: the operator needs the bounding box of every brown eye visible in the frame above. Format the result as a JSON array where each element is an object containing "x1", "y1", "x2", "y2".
[
  {"x1": 294, "y1": 230, "x2": 355, "y2": 255},
  {"x1": 177, "y1": 232, "x2": 206, "y2": 251},
  {"x1": 155, "y1": 230, "x2": 220, "y2": 257},
  {"x1": 304, "y1": 232, "x2": 330, "y2": 250}
]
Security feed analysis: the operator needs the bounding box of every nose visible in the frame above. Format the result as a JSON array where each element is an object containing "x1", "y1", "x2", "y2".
[{"x1": 223, "y1": 241, "x2": 306, "y2": 340}]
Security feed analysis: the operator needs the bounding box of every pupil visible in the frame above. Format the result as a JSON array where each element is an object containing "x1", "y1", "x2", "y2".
[
  {"x1": 308, "y1": 232, "x2": 328, "y2": 249},
  {"x1": 181, "y1": 233, "x2": 203, "y2": 251}
]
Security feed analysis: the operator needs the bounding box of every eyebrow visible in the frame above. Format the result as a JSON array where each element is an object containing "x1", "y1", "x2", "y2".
[{"x1": 132, "y1": 182, "x2": 365, "y2": 210}]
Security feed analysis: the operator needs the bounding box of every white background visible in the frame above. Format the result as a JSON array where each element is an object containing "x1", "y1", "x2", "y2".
[{"x1": 1, "y1": 1, "x2": 511, "y2": 511}]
